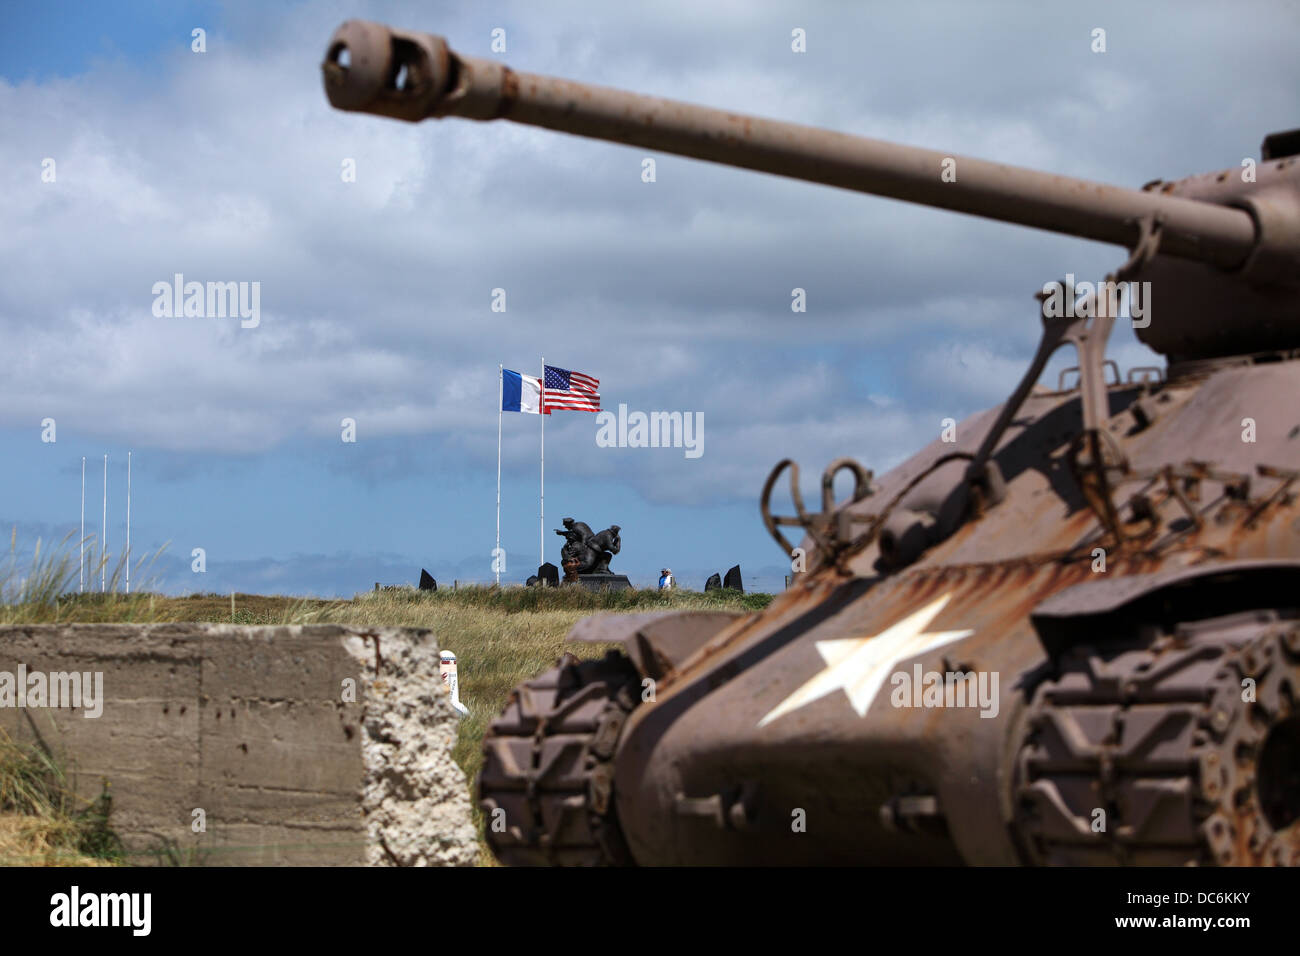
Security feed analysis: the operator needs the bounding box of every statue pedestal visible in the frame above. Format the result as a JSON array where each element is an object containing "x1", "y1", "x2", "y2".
[{"x1": 573, "y1": 573, "x2": 632, "y2": 592}]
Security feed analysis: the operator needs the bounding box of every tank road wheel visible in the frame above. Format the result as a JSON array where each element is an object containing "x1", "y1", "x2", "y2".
[
  {"x1": 1013, "y1": 611, "x2": 1300, "y2": 866},
  {"x1": 478, "y1": 650, "x2": 641, "y2": 866}
]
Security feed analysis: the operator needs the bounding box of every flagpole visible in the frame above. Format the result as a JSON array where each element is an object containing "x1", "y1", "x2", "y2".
[
  {"x1": 80, "y1": 457, "x2": 85, "y2": 593},
  {"x1": 125, "y1": 451, "x2": 132, "y2": 594},
  {"x1": 496, "y1": 365, "x2": 503, "y2": 586},
  {"x1": 101, "y1": 454, "x2": 107, "y2": 593},
  {"x1": 539, "y1": 355, "x2": 545, "y2": 571}
]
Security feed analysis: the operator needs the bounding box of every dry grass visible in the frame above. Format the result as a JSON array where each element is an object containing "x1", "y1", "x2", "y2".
[
  {"x1": 0, "y1": 815, "x2": 118, "y2": 867},
  {"x1": 2, "y1": 533, "x2": 769, "y2": 864},
  {"x1": 0, "y1": 729, "x2": 124, "y2": 866},
  {"x1": 0, "y1": 527, "x2": 169, "y2": 626}
]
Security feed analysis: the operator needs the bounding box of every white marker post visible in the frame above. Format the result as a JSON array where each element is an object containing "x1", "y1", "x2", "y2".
[{"x1": 439, "y1": 651, "x2": 470, "y2": 717}]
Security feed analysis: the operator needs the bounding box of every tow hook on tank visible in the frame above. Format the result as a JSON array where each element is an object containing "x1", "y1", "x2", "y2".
[
  {"x1": 878, "y1": 509, "x2": 936, "y2": 568},
  {"x1": 673, "y1": 782, "x2": 759, "y2": 830},
  {"x1": 876, "y1": 457, "x2": 1006, "y2": 571},
  {"x1": 879, "y1": 793, "x2": 946, "y2": 836}
]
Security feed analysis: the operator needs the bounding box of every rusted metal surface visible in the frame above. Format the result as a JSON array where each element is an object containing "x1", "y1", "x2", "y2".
[
  {"x1": 1032, "y1": 559, "x2": 1300, "y2": 620},
  {"x1": 565, "y1": 610, "x2": 746, "y2": 681},
  {"x1": 322, "y1": 21, "x2": 1300, "y2": 865}
]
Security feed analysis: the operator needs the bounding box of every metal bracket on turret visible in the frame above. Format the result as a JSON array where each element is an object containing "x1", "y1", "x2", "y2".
[
  {"x1": 967, "y1": 215, "x2": 1166, "y2": 546},
  {"x1": 1071, "y1": 214, "x2": 1165, "y2": 546},
  {"x1": 961, "y1": 277, "x2": 1120, "y2": 504}
]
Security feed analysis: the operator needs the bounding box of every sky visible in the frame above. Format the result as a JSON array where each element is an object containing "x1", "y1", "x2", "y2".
[{"x1": 1, "y1": 0, "x2": 1298, "y2": 596}]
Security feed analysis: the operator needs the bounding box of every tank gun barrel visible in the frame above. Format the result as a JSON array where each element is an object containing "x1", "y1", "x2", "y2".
[{"x1": 323, "y1": 20, "x2": 1271, "y2": 272}]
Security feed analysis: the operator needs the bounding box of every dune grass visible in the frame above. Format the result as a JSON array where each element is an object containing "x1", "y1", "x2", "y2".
[
  {"x1": 0, "y1": 729, "x2": 124, "y2": 866},
  {"x1": 1, "y1": 528, "x2": 168, "y2": 626}
]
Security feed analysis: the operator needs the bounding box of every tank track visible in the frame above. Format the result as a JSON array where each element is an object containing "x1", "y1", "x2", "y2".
[
  {"x1": 1013, "y1": 610, "x2": 1300, "y2": 865},
  {"x1": 478, "y1": 650, "x2": 641, "y2": 866}
]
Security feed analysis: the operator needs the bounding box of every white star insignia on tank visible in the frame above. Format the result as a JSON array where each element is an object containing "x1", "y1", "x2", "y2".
[{"x1": 758, "y1": 593, "x2": 975, "y2": 728}]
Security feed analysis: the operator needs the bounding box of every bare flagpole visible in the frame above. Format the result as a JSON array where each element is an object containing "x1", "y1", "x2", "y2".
[
  {"x1": 496, "y1": 365, "x2": 503, "y2": 586},
  {"x1": 101, "y1": 454, "x2": 107, "y2": 592},
  {"x1": 125, "y1": 451, "x2": 132, "y2": 594},
  {"x1": 80, "y1": 457, "x2": 85, "y2": 593},
  {"x1": 539, "y1": 356, "x2": 545, "y2": 571}
]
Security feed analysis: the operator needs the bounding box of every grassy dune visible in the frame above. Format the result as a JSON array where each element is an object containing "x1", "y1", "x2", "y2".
[{"x1": 1, "y1": 537, "x2": 769, "y2": 864}]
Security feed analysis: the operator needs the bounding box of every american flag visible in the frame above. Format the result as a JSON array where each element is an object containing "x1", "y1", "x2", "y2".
[{"x1": 542, "y1": 365, "x2": 600, "y2": 413}]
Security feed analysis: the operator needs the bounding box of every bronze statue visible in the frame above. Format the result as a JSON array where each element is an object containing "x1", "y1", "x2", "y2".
[
  {"x1": 554, "y1": 518, "x2": 592, "y2": 567},
  {"x1": 589, "y1": 525, "x2": 620, "y2": 574},
  {"x1": 554, "y1": 517, "x2": 621, "y2": 574}
]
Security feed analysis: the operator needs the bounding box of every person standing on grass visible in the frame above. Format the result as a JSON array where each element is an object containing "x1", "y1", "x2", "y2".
[{"x1": 658, "y1": 568, "x2": 674, "y2": 590}]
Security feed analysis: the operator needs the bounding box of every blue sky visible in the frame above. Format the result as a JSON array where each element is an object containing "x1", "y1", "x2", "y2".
[
  {"x1": 0, "y1": 1, "x2": 225, "y2": 82},
  {"x1": 2, "y1": 0, "x2": 1297, "y2": 596}
]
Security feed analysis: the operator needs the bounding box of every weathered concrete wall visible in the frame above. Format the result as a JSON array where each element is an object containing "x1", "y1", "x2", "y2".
[{"x1": 0, "y1": 624, "x2": 477, "y2": 866}]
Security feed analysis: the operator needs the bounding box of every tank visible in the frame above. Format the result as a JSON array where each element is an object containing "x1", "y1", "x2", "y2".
[{"x1": 323, "y1": 20, "x2": 1300, "y2": 865}]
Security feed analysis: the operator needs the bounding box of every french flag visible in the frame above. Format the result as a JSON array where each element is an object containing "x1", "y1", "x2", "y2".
[{"x1": 501, "y1": 369, "x2": 542, "y2": 414}]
